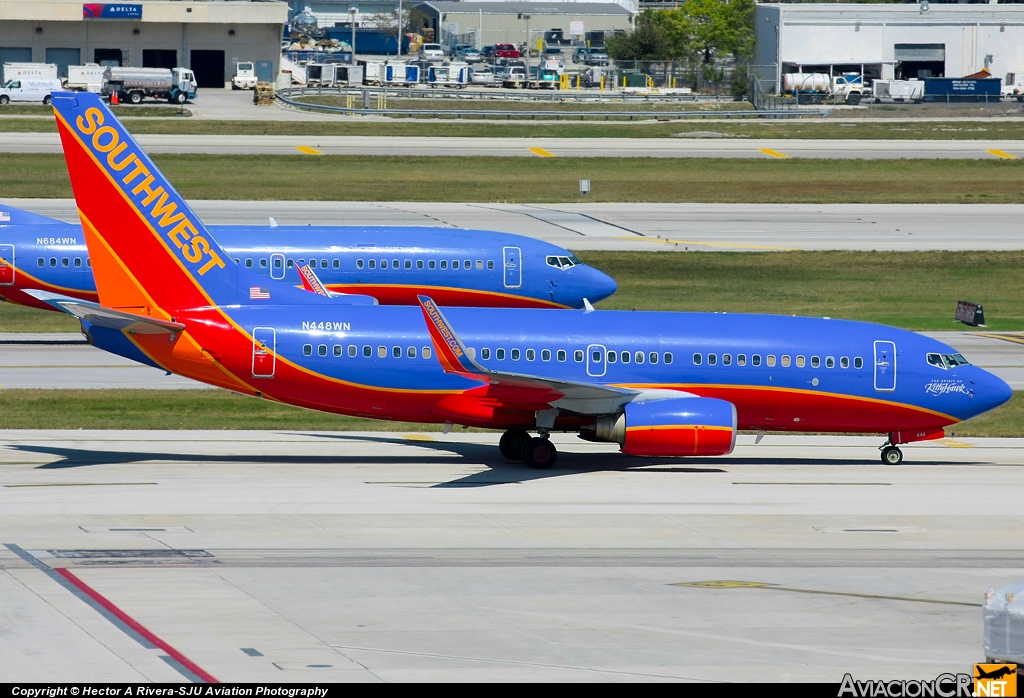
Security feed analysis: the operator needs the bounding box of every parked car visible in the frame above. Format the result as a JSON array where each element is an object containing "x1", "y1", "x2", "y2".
[
  {"x1": 572, "y1": 47, "x2": 589, "y2": 64},
  {"x1": 540, "y1": 47, "x2": 564, "y2": 61},
  {"x1": 502, "y1": 65, "x2": 528, "y2": 88},
  {"x1": 457, "y1": 47, "x2": 482, "y2": 63},
  {"x1": 583, "y1": 47, "x2": 610, "y2": 66},
  {"x1": 470, "y1": 67, "x2": 497, "y2": 85},
  {"x1": 480, "y1": 45, "x2": 495, "y2": 60},
  {"x1": 0, "y1": 78, "x2": 62, "y2": 104},
  {"x1": 418, "y1": 43, "x2": 445, "y2": 60},
  {"x1": 493, "y1": 43, "x2": 521, "y2": 59},
  {"x1": 448, "y1": 43, "x2": 471, "y2": 58}
]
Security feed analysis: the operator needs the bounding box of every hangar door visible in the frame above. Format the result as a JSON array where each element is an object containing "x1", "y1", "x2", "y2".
[
  {"x1": 0, "y1": 48, "x2": 32, "y2": 81},
  {"x1": 45, "y1": 48, "x2": 81, "y2": 79},
  {"x1": 144, "y1": 50, "x2": 177, "y2": 70},
  {"x1": 895, "y1": 43, "x2": 945, "y2": 80},
  {"x1": 190, "y1": 50, "x2": 225, "y2": 88}
]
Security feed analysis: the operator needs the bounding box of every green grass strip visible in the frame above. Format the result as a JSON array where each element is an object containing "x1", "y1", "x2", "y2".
[
  {"x1": 0, "y1": 388, "x2": 1016, "y2": 436},
  {"x1": 3, "y1": 153, "x2": 1024, "y2": 203}
]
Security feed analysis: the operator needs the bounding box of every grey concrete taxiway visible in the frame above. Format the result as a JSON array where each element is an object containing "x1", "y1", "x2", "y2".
[
  {"x1": 2, "y1": 331, "x2": 1022, "y2": 391},
  {"x1": 4, "y1": 130, "x2": 1023, "y2": 159},
  {"x1": 5, "y1": 199, "x2": 1024, "y2": 252},
  {"x1": 1, "y1": 429, "x2": 1021, "y2": 681}
]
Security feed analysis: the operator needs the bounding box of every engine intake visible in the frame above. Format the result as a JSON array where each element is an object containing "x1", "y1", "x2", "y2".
[{"x1": 588, "y1": 397, "x2": 737, "y2": 457}]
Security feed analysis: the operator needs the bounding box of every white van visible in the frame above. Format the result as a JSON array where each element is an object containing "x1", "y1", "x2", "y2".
[{"x1": 0, "y1": 78, "x2": 63, "y2": 104}]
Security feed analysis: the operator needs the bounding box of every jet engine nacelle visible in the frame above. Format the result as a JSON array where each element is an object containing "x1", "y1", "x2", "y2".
[{"x1": 590, "y1": 397, "x2": 737, "y2": 457}]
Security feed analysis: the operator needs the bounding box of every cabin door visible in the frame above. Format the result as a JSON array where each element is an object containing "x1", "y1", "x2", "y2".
[
  {"x1": 252, "y1": 327, "x2": 276, "y2": 378},
  {"x1": 270, "y1": 253, "x2": 285, "y2": 280},
  {"x1": 873, "y1": 340, "x2": 896, "y2": 391},
  {"x1": 503, "y1": 246, "x2": 521, "y2": 288},
  {"x1": 0, "y1": 244, "x2": 14, "y2": 286}
]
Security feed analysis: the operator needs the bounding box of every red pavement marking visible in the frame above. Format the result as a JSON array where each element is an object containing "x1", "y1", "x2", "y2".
[{"x1": 54, "y1": 567, "x2": 218, "y2": 683}]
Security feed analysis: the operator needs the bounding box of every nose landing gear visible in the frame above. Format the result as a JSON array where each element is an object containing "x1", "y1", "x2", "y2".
[{"x1": 880, "y1": 443, "x2": 903, "y2": 465}]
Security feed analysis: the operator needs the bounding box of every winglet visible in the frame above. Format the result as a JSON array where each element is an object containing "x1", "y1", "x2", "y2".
[
  {"x1": 297, "y1": 264, "x2": 330, "y2": 297},
  {"x1": 416, "y1": 295, "x2": 486, "y2": 375}
]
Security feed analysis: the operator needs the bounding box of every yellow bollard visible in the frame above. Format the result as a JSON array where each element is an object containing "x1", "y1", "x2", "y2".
[{"x1": 600, "y1": 75, "x2": 605, "y2": 92}]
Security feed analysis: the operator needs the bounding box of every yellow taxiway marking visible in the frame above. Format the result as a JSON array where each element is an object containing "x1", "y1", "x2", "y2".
[
  {"x1": 759, "y1": 148, "x2": 789, "y2": 159},
  {"x1": 296, "y1": 145, "x2": 323, "y2": 156},
  {"x1": 672, "y1": 580, "x2": 978, "y2": 607},
  {"x1": 938, "y1": 438, "x2": 975, "y2": 449},
  {"x1": 403, "y1": 434, "x2": 437, "y2": 442},
  {"x1": 988, "y1": 149, "x2": 1017, "y2": 159},
  {"x1": 978, "y1": 333, "x2": 1024, "y2": 346},
  {"x1": 529, "y1": 147, "x2": 556, "y2": 157},
  {"x1": 614, "y1": 235, "x2": 799, "y2": 252}
]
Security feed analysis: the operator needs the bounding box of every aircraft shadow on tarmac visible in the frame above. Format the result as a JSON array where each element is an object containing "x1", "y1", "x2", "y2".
[{"x1": 12, "y1": 437, "x2": 975, "y2": 488}]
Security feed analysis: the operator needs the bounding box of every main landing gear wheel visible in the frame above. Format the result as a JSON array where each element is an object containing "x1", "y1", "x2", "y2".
[
  {"x1": 881, "y1": 446, "x2": 903, "y2": 465},
  {"x1": 522, "y1": 437, "x2": 557, "y2": 470},
  {"x1": 499, "y1": 429, "x2": 530, "y2": 460}
]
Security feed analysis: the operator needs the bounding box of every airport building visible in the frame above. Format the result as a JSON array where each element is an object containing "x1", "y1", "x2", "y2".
[
  {"x1": 0, "y1": 0, "x2": 288, "y2": 86},
  {"x1": 754, "y1": 2, "x2": 1024, "y2": 90}
]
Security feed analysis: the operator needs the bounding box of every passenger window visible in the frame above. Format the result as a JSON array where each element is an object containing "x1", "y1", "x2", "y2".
[
  {"x1": 854, "y1": 357, "x2": 863, "y2": 369},
  {"x1": 811, "y1": 356, "x2": 820, "y2": 368},
  {"x1": 752, "y1": 355, "x2": 762, "y2": 367},
  {"x1": 429, "y1": 260, "x2": 436, "y2": 270},
  {"x1": 452, "y1": 260, "x2": 460, "y2": 270},
  {"x1": 260, "y1": 258, "x2": 268, "y2": 268},
  {"x1": 512, "y1": 349, "x2": 520, "y2": 360},
  {"x1": 62, "y1": 258, "x2": 69, "y2": 267},
  {"x1": 927, "y1": 353, "x2": 945, "y2": 369},
  {"x1": 392, "y1": 259, "x2": 399, "y2": 269},
  {"x1": 234, "y1": 258, "x2": 241, "y2": 264},
  {"x1": 333, "y1": 259, "x2": 340, "y2": 269},
  {"x1": 318, "y1": 344, "x2": 327, "y2": 357},
  {"x1": 693, "y1": 353, "x2": 702, "y2": 366},
  {"x1": 408, "y1": 347, "x2": 417, "y2": 358},
  {"x1": 393, "y1": 346, "x2": 402, "y2": 358},
  {"x1": 707, "y1": 354, "x2": 717, "y2": 366},
  {"x1": 796, "y1": 355, "x2": 805, "y2": 368},
  {"x1": 50, "y1": 258, "x2": 56, "y2": 267},
  {"x1": 378, "y1": 346, "x2": 387, "y2": 358},
  {"x1": 363, "y1": 345, "x2": 372, "y2": 357},
  {"x1": 440, "y1": 260, "x2": 447, "y2": 270},
  {"x1": 333, "y1": 345, "x2": 342, "y2": 357},
  {"x1": 422, "y1": 347, "x2": 432, "y2": 359},
  {"x1": 476, "y1": 260, "x2": 483, "y2": 270},
  {"x1": 664, "y1": 352, "x2": 673, "y2": 364},
  {"x1": 649, "y1": 352, "x2": 658, "y2": 364},
  {"x1": 348, "y1": 345, "x2": 357, "y2": 357},
  {"x1": 74, "y1": 258, "x2": 82, "y2": 268},
  {"x1": 542, "y1": 349, "x2": 551, "y2": 361},
  {"x1": 766, "y1": 355, "x2": 777, "y2": 367},
  {"x1": 37, "y1": 258, "x2": 44, "y2": 267},
  {"x1": 526, "y1": 349, "x2": 535, "y2": 361},
  {"x1": 298, "y1": 259, "x2": 305, "y2": 267},
  {"x1": 380, "y1": 260, "x2": 388, "y2": 269},
  {"x1": 557, "y1": 350, "x2": 566, "y2": 362},
  {"x1": 357, "y1": 259, "x2": 364, "y2": 269},
  {"x1": 607, "y1": 351, "x2": 616, "y2": 363},
  {"x1": 722, "y1": 354, "x2": 731, "y2": 366},
  {"x1": 635, "y1": 351, "x2": 644, "y2": 364},
  {"x1": 303, "y1": 344, "x2": 312, "y2": 356},
  {"x1": 321, "y1": 259, "x2": 328, "y2": 269},
  {"x1": 496, "y1": 349, "x2": 506, "y2": 360},
  {"x1": 840, "y1": 356, "x2": 850, "y2": 369},
  {"x1": 287, "y1": 259, "x2": 294, "y2": 268},
  {"x1": 737, "y1": 354, "x2": 746, "y2": 366},
  {"x1": 592, "y1": 349, "x2": 602, "y2": 362},
  {"x1": 481, "y1": 348, "x2": 491, "y2": 360},
  {"x1": 273, "y1": 258, "x2": 282, "y2": 269},
  {"x1": 826, "y1": 356, "x2": 835, "y2": 368},
  {"x1": 621, "y1": 351, "x2": 630, "y2": 363},
  {"x1": 245, "y1": 259, "x2": 253, "y2": 268},
  {"x1": 574, "y1": 350, "x2": 584, "y2": 363},
  {"x1": 781, "y1": 355, "x2": 791, "y2": 367},
  {"x1": 368, "y1": 260, "x2": 376, "y2": 269},
  {"x1": 87, "y1": 258, "x2": 91, "y2": 267},
  {"x1": 417, "y1": 260, "x2": 424, "y2": 270},
  {"x1": 487, "y1": 260, "x2": 495, "y2": 270},
  {"x1": 464, "y1": 260, "x2": 471, "y2": 270}
]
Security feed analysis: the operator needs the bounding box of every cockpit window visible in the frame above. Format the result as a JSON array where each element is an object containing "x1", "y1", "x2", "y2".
[
  {"x1": 546, "y1": 255, "x2": 579, "y2": 270},
  {"x1": 927, "y1": 353, "x2": 946, "y2": 369},
  {"x1": 945, "y1": 353, "x2": 970, "y2": 367}
]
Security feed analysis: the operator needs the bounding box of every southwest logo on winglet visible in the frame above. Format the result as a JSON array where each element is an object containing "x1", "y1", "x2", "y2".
[
  {"x1": 67, "y1": 105, "x2": 226, "y2": 276},
  {"x1": 421, "y1": 298, "x2": 464, "y2": 359}
]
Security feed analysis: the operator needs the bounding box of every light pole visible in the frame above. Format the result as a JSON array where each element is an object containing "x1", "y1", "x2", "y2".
[
  {"x1": 518, "y1": 13, "x2": 531, "y2": 71},
  {"x1": 396, "y1": 0, "x2": 403, "y2": 58},
  {"x1": 348, "y1": 7, "x2": 357, "y2": 64}
]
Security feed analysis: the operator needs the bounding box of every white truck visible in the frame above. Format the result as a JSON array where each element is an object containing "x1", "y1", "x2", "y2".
[
  {"x1": 66, "y1": 64, "x2": 106, "y2": 93},
  {"x1": 1003, "y1": 71, "x2": 1024, "y2": 102},
  {"x1": 2, "y1": 62, "x2": 58, "y2": 82},
  {"x1": 871, "y1": 79, "x2": 925, "y2": 103},
  {"x1": 102, "y1": 66, "x2": 198, "y2": 104},
  {"x1": 232, "y1": 62, "x2": 257, "y2": 90},
  {"x1": 783, "y1": 72, "x2": 866, "y2": 105},
  {"x1": 0, "y1": 78, "x2": 63, "y2": 104}
]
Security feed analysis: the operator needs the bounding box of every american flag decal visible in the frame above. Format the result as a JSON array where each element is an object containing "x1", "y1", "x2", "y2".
[
  {"x1": 249, "y1": 287, "x2": 270, "y2": 300},
  {"x1": 0, "y1": 212, "x2": 9, "y2": 222}
]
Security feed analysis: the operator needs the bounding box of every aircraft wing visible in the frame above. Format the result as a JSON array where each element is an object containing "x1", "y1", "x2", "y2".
[
  {"x1": 24, "y1": 290, "x2": 186, "y2": 335},
  {"x1": 417, "y1": 295, "x2": 682, "y2": 415}
]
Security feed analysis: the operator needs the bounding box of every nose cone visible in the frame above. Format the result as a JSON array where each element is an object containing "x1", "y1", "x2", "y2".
[
  {"x1": 966, "y1": 366, "x2": 1013, "y2": 419},
  {"x1": 585, "y1": 266, "x2": 618, "y2": 304}
]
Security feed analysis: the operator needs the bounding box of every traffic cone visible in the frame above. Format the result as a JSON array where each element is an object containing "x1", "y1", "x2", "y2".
[{"x1": 111, "y1": 91, "x2": 119, "y2": 105}]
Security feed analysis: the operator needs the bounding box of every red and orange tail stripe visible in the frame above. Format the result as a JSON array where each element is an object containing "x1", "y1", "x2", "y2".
[{"x1": 417, "y1": 296, "x2": 480, "y2": 375}]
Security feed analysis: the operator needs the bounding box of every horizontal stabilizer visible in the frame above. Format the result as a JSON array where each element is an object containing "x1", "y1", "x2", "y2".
[{"x1": 25, "y1": 290, "x2": 186, "y2": 335}]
